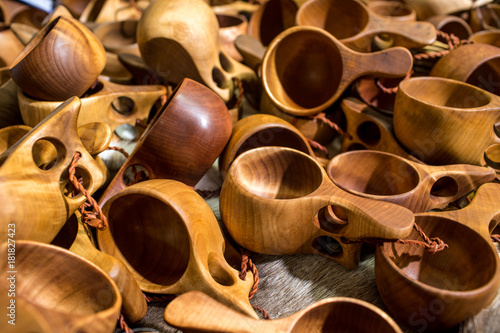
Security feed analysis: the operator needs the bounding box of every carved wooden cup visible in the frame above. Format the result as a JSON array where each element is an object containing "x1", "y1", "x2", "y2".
[
  {"x1": 0, "y1": 241, "x2": 122, "y2": 333},
  {"x1": 375, "y1": 182, "x2": 500, "y2": 331},
  {"x1": 220, "y1": 146, "x2": 415, "y2": 269},
  {"x1": 97, "y1": 179, "x2": 257, "y2": 318},
  {"x1": 393, "y1": 77, "x2": 500, "y2": 166},
  {"x1": 9, "y1": 16, "x2": 106, "y2": 101},
  {"x1": 327, "y1": 150, "x2": 495, "y2": 213},
  {"x1": 261, "y1": 26, "x2": 413, "y2": 117}
]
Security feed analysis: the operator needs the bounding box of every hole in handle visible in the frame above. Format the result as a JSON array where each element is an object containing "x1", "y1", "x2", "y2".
[
  {"x1": 315, "y1": 205, "x2": 349, "y2": 234},
  {"x1": 357, "y1": 121, "x2": 381, "y2": 145},
  {"x1": 208, "y1": 253, "x2": 235, "y2": 287},
  {"x1": 111, "y1": 96, "x2": 136, "y2": 116},
  {"x1": 32, "y1": 138, "x2": 66, "y2": 170},
  {"x1": 312, "y1": 236, "x2": 343, "y2": 258},
  {"x1": 122, "y1": 164, "x2": 150, "y2": 186},
  {"x1": 430, "y1": 177, "x2": 459, "y2": 198}
]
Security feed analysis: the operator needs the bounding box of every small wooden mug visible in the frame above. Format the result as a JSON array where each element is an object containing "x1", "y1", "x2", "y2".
[
  {"x1": 219, "y1": 113, "x2": 317, "y2": 178},
  {"x1": 296, "y1": 0, "x2": 436, "y2": 52},
  {"x1": 469, "y1": 29, "x2": 500, "y2": 48},
  {"x1": 426, "y1": 14, "x2": 472, "y2": 40},
  {"x1": 18, "y1": 79, "x2": 166, "y2": 131},
  {"x1": 430, "y1": 43, "x2": 500, "y2": 96},
  {"x1": 393, "y1": 77, "x2": 500, "y2": 166},
  {"x1": 9, "y1": 16, "x2": 106, "y2": 101},
  {"x1": 0, "y1": 240, "x2": 122, "y2": 333},
  {"x1": 375, "y1": 182, "x2": 500, "y2": 331},
  {"x1": 0, "y1": 97, "x2": 107, "y2": 244},
  {"x1": 137, "y1": 0, "x2": 257, "y2": 103},
  {"x1": 97, "y1": 179, "x2": 257, "y2": 318},
  {"x1": 327, "y1": 150, "x2": 495, "y2": 212},
  {"x1": 97, "y1": 78, "x2": 232, "y2": 206},
  {"x1": 220, "y1": 146, "x2": 415, "y2": 269},
  {"x1": 164, "y1": 290, "x2": 403, "y2": 333},
  {"x1": 261, "y1": 26, "x2": 413, "y2": 117}
]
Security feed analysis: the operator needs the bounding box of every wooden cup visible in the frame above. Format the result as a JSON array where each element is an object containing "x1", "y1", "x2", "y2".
[
  {"x1": 219, "y1": 113, "x2": 317, "y2": 178},
  {"x1": 327, "y1": 150, "x2": 495, "y2": 213},
  {"x1": 375, "y1": 182, "x2": 500, "y2": 331},
  {"x1": 0, "y1": 240, "x2": 122, "y2": 333},
  {"x1": 220, "y1": 146, "x2": 415, "y2": 269},
  {"x1": 393, "y1": 77, "x2": 500, "y2": 166},
  {"x1": 9, "y1": 16, "x2": 106, "y2": 101},
  {"x1": 0, "y1": 97, "x2": 107, "y2": 244},
  {"x1": 296, "y1": 0, "x2": 436, "y2": 52},
  {"x1": 137, "y1": 0, "x2": 257, "y2": 103},
  {"x1": 426, "y1": 15, "x2": 472, "y2": 40},
  {"x1": 164, "y1": 290, "x2": 403, "y2": 333},
  {"x1": 216, "y1": 13, "x2": 248, "y2": 62},
  {"x1": 92, "y1": 19, "x2": 140, "y2": 56},
  {"x1": 97, "y1": 179, "x2": 257, "y2": 318},
  {"x1": 97, "y1": 78, "x2": 232, "y2": 206},
  {"x1": 430, "y1": 43, "x2": 500, "y2": 96},
  {"x1": 261, "y1": 26, "x2": 413, "y2": 117},
  {"x1": 469, "y1": 29, "x2": 500, "y2": 48}
]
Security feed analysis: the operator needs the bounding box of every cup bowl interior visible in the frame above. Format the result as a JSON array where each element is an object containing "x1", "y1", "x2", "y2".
[
  {"x1": 231, "y1": 147, "x2": 324, "y2": 199},
  {"x1": 264, "y1": 28, "x2": 343, "y2": 111},
  {"x1": 469, "y1": 30, "x2": 500, "y2": 48},
  {"x1": 107, "y1": 193, "x2": 191, "y2": 286},
  {"x1": 382, "y1": 215, "x2": 498, "y2": 292},
  {"x1": 94, "y1": 20, "x2": 138, "y2": 49},
  {"x1": 399, "y1": 77, "x2": 492, "y2": 109},
  {"x1": 369, "y1": 1, "x2": 415, "y2": 20},
  {"x1": 0, "y1": 241, "x2": 119, "y2": 315},
  {"x1": 290, "y1": 299, "x2": 400, "y2": 333},
  {"x1": 328, "y1": 151, "x2": 420, "y2": 196}
]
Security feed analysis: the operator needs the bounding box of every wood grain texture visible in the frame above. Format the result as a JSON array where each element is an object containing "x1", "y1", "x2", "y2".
[
  {"x1": 469, "y1": 29, "x2": 500, "y2": 48},
  {"x1": 339, "y1": 97, "x2": 419, "y2": 161},
  {"x1": 0, "y1": 97, "x2": 106, "y2": 244},
  {"x1": 18, "y1": 79, "x2": 165, "y2": 129},
  {"x1": 247, "y1": 0, "x2": 298, "y2": 47},
  {"x1": 9, "y1": 16, "x2": 106, "y2": 101},
  {"x1": 165, "y1": 290, "x2": 403, "y2": 333},
  {"x1": 296, "y1": 0, "x2": 436, "y2": 52},
  {"x1": 220, "y1": 146, "x2": 415, "y2": 269},
  {"x1": 376, "y1": 182, "x2": 500, "y2": 331},
  {"x1": 0, "y1": 0, "x2": 47, "y2": 28},
  {"x1": 261, "y1": 26, "x2": 413, "y2": 117},
  {"x1": 393, "y1": 77, "x2": 500, "y2": 166},
  {"x1": 136, "y1": 0, "x2": 257, "y2": 103},
  {"x1": 0, "y1": 27, "x2": 25, "y2": 67},
  {"x1": 0, "y1": 241, "x2": 122, "y2": 333},
  {"x1": 430, "y1": 43, "x2": 500, "y2": 96},
  {"x1": 0, "y1": 79, "x2": 23, "y2": 128},
  {"x1": 97, "y1": 179, "x2": 257, "y2": 318},
  {"x1": 98, "y1": 78, "x2": 232, "y2": 206},
  {"x1": 327, "y1": 149, "x2": 495, "y2": 212},
  {"x1": 0, "y1": 124, "x2": 31, "y2": 154},
  {"x1": 52, "y1": 213, "x2": 148, "y2": 323},
  {"x1": 219, "y1": 113, "x2": 315, "y2": 179}
]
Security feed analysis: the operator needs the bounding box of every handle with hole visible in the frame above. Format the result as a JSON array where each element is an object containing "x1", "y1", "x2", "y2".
[
  {"x1": 234, "y1": 34, "x2": 266, "y2": 72},
  {"x1": 422, "y1": 182, "x2": 500, "y2": 241}
]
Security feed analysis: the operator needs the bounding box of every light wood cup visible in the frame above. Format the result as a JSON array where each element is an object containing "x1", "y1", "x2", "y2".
[
  {"x1": 97, "y1": 179, "x2": 257, "y2": 318},
  {"x1": 220, "y1": 146, "x2": 415, "y2": 269}
]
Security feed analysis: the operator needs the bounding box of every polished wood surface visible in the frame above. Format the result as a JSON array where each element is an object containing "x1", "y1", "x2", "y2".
[
  {"x1": 247, "y1": 0, "x2": 298, "y2": 47},
  {"x1": 393, "y1": 77, "x2": 500, "y2": 165},
  {"x1": 376, "y1": 182, "x2": 500, "y2": 330},
  {"x1": 0, "y1": 240, "x2": 122, "y2": 333},
  {"x1": 430, "y1": 43, "x2": 500, "y2": 96},
  {"x1": 92, "y1": 19, "x2": 140, "y2": 56},
  {"x1": 217, "y1": 13, "x2": 248, "y2": 62},
  {"x1": 469, "y1": 29, "x2": 500, "y2": 48},
  {"x1": 98, "y1": 179, "x2": 257, "y2": 318},
  {"x1": 18, "y1": 79, "x2": 165, "y2": 130},
  {"x1": 234, "y1": 34, "x2": 266, "y2": 73},
  {"x1": 339, "y1": 97, "x2": 419, "y2": 160},
  {"x1": 0, "y1": 97, "x2": 107, "y2": 243},
  {"x1": 165, "y1": 291, "x2": 403, "y2": 333},
  {"x1": 296, "y1": 0, "x2": 436, "y2": 52},
  {"x1": 0, "y1": 79, "x2": 23, "y2": 128},
  {"x1": 327, "y1": 150, "x2": 495, "y2": 212},
  {"x1": 9, "y1": 16, "x2": 106, "y2": 101},
  {"x1": 261, "y1": 26, "x2": 413, "y2": 117},
  {"x1": 0, "y1": 27, "x2": 25, "y2": 67},
  {"x1": 220, "y1": 146, "x2": 415, "y2": 269},
  {"x1": 137, "y1": 0, "x2": 257, "y2": 103},
  {"x1": 98, "y1": 78, "x2": 232, "y2": 206},
  {"x1": 52, "y1": 213, "x2": 148, "y2": 323},
  {"x1": 0, "y1": 124, "x2": 31, "y2": 154},
  {"x1": 426, "y1": 14, "x2": 472, "y2": 40},
  {"x1": 219, "y1": 113, "x2": 315, "y2": 179}
]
